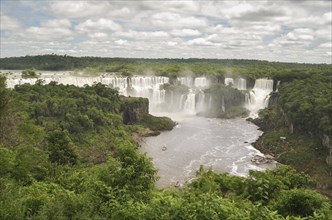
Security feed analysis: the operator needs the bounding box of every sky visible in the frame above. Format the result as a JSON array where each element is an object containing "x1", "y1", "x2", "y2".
[{"x1": 0, "y1": 0, "x2": 331, "y2": 63}]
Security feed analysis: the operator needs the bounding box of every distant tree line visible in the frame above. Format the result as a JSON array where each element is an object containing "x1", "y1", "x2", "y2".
[{"x1": 1, "y1": 54, "x2": 331, "y2": 79}]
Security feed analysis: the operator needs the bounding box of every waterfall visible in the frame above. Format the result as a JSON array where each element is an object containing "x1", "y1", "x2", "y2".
[
  {"x1": 276, "y1": 80, "x2": 281, "y2": 92},
  {"x1": 264, "y1": 94, "x2": 271, "y2": 108},
  {"x1": 178, "y1": 77, "x2": 209, "y2": 88},
  {"x1": 128, "y1": 76, "x2": 169, "y2": 111},
  {"x1": 183, "y1": 90, "x2": 196, "y2": 114},
  {"x1": 8, "y1": 78, "x2": 38, "y2": 88},
  {"x1": 225, "y1": 77, "x2": 246, "y2": 90},
  {"x1": 254, "y1": 78, "x2": 274, "y2": 90},
  {"x1": 234, "y1": 78, "x2": 247, "y2": 90},
  {"x1": 194, "y1": 77, "x2": 209, "y2": 88},
  {"x1": 5, "y1": 73, "x2": 170, "y2": 112},
  {"x1": 196, "y1": 91, "x2": 205, "y2": 113},
  {"x1": 225, "y1": 78, "x2": 234, "y2": 86},
  {"x1": 245, "y1": 93, "x2": 250, "y2": 105},
  {"x1": 170, "y1": 91, "x2": 174, "y2": 106},
  {"x1": 175, "y1": 77, "x2": 209, "y2": 114},
  {"x1": 208, "y1": 96, "x2": 212, "y2": 109},
  {"x1": 221, "y1": 96, "x2": 225, "y2": 112},
  {"x1": 178, "y1": 77, "x2": 193, "y2": 87},
  {"x1": 179, "y1": 94, "x2": 186, "y2": 110},
  {"x1": 101, "y1": 77, "x2": 127, "y2": 94},
  {"x1": 5, "y1": 71, "x2": 273, "y2": 117},
  {"x1": 246, "y1": 78, "x2": 274, "y2": 118}
]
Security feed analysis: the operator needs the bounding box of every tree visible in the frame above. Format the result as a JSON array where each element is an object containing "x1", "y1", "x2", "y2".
[
  {"x1": 21, "y1": 69, "x2": 38, "y2": 78},
  {"x1": 272, "y1": 189, "x2": 330, "y2": 218},
  {"x1": 0, "y1": 76, "x2": 12, "y2": 143},
  {"x1": 13, "y1": 146, "x2": 50, "y2": 184},
  {"x1": 0, "y1": 76, "x2": 9, "y2": 113},
  {"x1": 47, "y1": 130, "x2": 78, "y2": 165}
]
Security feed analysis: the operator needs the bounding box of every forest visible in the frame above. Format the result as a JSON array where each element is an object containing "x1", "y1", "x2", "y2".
[
  {"x1": 1, "y1": 54, "x2": 331, "y2": 79},
  {"x1": 250, "y1": 70, "x2": 332, "y2": 198},
  {"x1": 0, "y1": 55, "x2": 331, "y2": 219}
]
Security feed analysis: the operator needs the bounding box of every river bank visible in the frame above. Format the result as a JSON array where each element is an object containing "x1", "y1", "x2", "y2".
[{"x1": 249, "y1": 109, "x2": 332, "y2": 200}]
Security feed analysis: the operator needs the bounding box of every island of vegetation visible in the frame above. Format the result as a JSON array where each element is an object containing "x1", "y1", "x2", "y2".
[{"x1": 0, "y1": 55, "x2": 331, "y2": 219}]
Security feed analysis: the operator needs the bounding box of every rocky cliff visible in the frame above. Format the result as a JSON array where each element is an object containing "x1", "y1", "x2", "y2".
[{"x1": 120, "y1": 96, "x2": 149, "y2": 124}]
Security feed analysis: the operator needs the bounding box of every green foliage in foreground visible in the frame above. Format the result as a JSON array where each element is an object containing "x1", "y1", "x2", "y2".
[
  {"x1": 1, "y1": 164, "x2": 331, "y2": 220},
  {"x1": 0, "y1": 79, "x2": 331, "y2": 219}
]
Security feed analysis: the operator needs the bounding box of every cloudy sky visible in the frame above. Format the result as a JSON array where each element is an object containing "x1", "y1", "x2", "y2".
[{"x1": 1, "y1": 0, "x2": 331, "y2": 63}]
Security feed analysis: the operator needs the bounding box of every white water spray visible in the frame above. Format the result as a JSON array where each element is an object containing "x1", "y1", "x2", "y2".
[
  {"x1": 246, "y1": 78, "x2": 274, "y2": 118},
  {"x1": 4, "y1": 71, "x2": 273, "y2": 116}
]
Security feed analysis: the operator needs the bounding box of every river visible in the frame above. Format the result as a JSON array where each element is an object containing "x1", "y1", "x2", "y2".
[{"x1": 140, "y1": 113, "x2": 276, "y2": 187}]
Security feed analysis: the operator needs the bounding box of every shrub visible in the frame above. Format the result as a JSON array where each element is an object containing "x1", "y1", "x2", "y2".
[
  {"x1": 272, "y1": 189, "x2": 331, "y2": 218},
  {"x1": 21, "y1": 69, "x2": 38, "y2": 78}
]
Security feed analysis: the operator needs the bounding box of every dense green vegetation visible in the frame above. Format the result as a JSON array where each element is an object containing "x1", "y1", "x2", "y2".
[
  {"x1": 1, "y1": 54, "x2": 331, "y2": 79},
  {"x1": 251, "y1": 71, "x2": 332, "y2": 198},
  {"x1": 277, "y1": 73, "x2": 332, "y2": 136},
  {"x1": 138, "y1": 115, "x2": 176, "y2": 135},
  {"x1": 0, "y1": 78, "x2": 173, "y2": 164}
]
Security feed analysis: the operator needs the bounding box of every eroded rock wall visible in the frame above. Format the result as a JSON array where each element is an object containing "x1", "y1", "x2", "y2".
[{"x1": 121, "y1": 97, "x2": 149, "y2": 124}]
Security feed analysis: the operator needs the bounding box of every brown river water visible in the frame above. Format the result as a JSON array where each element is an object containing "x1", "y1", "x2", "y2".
[{"x1": 140, "y1": 113, "x2": 276, "y2": 188}]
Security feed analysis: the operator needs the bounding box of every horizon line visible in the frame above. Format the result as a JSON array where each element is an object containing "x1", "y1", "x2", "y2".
[{"x1": 1, "y1": 54, "x2": 331, "y2": 65}]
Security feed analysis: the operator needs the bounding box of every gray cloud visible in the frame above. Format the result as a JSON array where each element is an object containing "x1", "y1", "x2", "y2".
[
  {"x1": 0, "y1": 0, "x2": 331, "y2": 63},
  {"x1": 0, "y1": 13, "x2": 22, "y2": 31}
]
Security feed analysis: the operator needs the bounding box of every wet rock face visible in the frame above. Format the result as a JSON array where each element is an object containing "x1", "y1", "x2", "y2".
[
  {"x1": 121, "y1": 97, "x2": 149, "y2": 124},
  {"x1": 322, "y1": 134, "x2": 332, "y2": 167}
]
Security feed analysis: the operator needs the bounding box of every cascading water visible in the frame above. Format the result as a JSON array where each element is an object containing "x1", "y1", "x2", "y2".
[
  {"x1": 208, "y1": 96, "x2": 213, "y2": 109},
  {"x1": 176, "y1": 77, "x2": 209, "y2": 114},
  {"x1": 178, "y1": 77, "x2": 209, "y2": 88},
  {"x1": 102, "y1": 77, "x2": 127, "y2": 94},
  {"x1": 225, "y1": 78, "x2": 234, "y2": 87},
  {"x1": 183, "y1": 90, "x2": 196, "y2": 115},
  {"x1": 225, "y1": 77, "x2": 246, "y2": 90},
  {"x1": 194, "y1": 77, "x2": 209, "y2": 88},
  {"x1": 5, "y1": 72, "x2": 169, "y2": 112},
  {"x1": 196, "y1": 91, "x2": 205, "y2": 113},
  {"x1": 276, "y1": 80, "x2": 281, "y2": 92},
  {"x1": 178, "y1": 77, "x2": 194, "y2": 87},
  {"x1": 246, "y1": 78, "x2": 274, "y2": 118},
  {"x1": 170, "y1": 91, "x2": 174, "y2": 106},
  {"x1": 4, "y1": 71, "x2": 273, "y2": 117},
  {"x1": 221, "y1": 96, "x2": 225, "y2": 112},
  {"x1": 234, "y1": 78, "x2": 247, "y2": 90},
  {"x1": 127, "y1": 76, "x2": 169, "y2": 111},
  {"x1": 179, "y1": 94, "x2": 186, "y2": 111}
]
